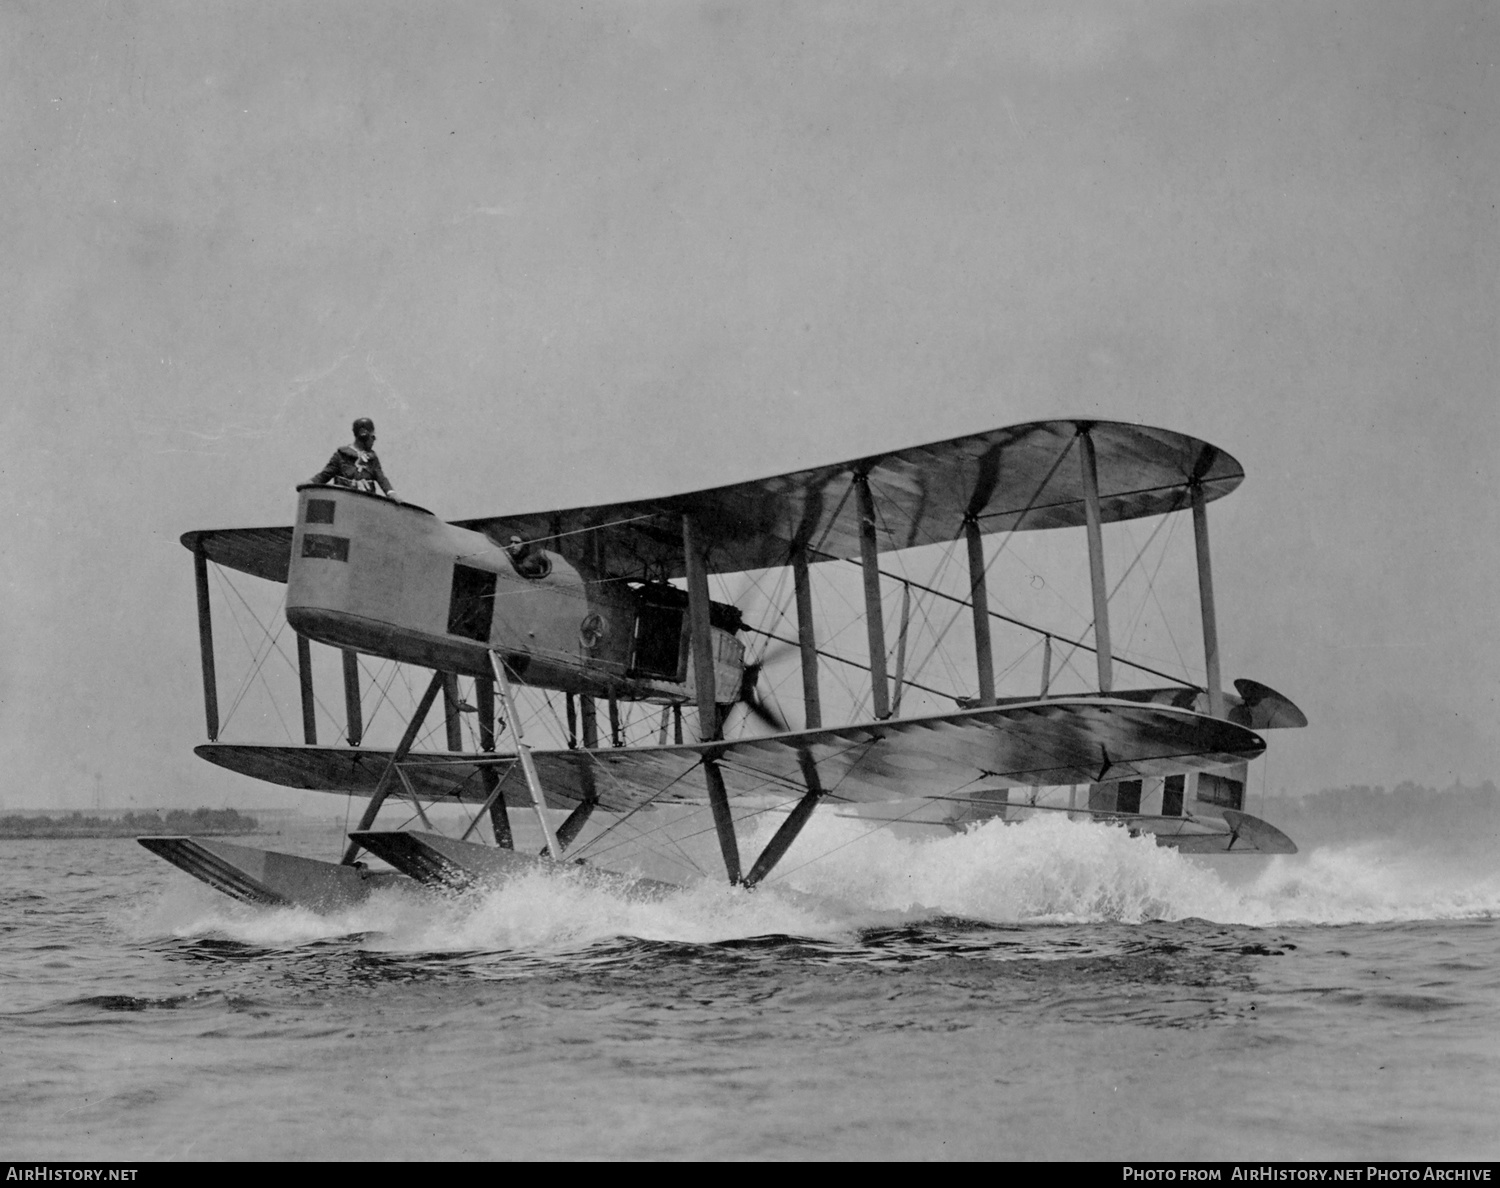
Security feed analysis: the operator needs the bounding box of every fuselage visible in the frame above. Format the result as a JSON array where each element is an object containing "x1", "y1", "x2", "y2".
[{"x1": 285, "y1": 485, "x2": 744, "y2": 704}]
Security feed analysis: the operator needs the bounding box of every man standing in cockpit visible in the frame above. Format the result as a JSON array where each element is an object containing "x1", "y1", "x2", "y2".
[{"x1": 308, "y1": 417, "x2": 398, "y2": 501}]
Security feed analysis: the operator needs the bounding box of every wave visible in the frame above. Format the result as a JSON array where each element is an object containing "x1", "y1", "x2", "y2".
[{"x1": 130, "y1": 814, "x2": 1500, "y2": 950}]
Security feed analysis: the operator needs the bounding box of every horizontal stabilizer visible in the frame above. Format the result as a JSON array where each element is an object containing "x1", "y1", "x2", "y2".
[
  {"x1": 1104, "y1": 680, "x2": 1307, "y2": 730},
  {"x1": 1230, "y1": 680, "x2": 1308, "y2": 731},
  {"x1": 349, "y1": 831, "x2": 677, "y2": 898},
  {"x1": 1220, "y1": 808, "x2": 1298, "y2": 854},
  {"x1": 1151, "y1": 809, "x2": 1297, "y2": 855},
  {"x1": 138, "y1": 836, "x2": 412, "y2": 911}
]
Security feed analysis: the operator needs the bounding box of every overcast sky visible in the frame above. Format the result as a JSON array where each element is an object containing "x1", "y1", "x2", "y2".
[{"x1": 3, "y1": 1, "x2": 1496, "y2": 810}]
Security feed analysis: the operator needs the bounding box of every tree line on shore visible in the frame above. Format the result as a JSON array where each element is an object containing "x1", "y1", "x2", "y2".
[
  {"x1": 1259, "y1": 779, "x2": 1497, "y2": 847},
  {"x1": 0, "y1": 807, "x2": 259, "y2": 838}
]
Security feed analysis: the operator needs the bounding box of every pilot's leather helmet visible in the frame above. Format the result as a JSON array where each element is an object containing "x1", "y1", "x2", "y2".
[{"x1": 352, "y1": 417, "x2": 375, "y2": 437}]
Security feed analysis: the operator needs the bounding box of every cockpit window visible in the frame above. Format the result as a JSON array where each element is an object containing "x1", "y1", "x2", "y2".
[{"x1": 448, "y1": 564, "x2": 496, "y2": 641}]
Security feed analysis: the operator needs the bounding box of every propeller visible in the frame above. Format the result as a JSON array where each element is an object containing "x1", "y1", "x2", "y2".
[
  {"x1": 713, "y1": 573, "x2": 798, "y2": 734},
  {"x1": 736, "y1": 658, "x2": 789, "y2": 733},
  {"x1": 721, "y1": 641, "x2": 797, "y2": 734}
]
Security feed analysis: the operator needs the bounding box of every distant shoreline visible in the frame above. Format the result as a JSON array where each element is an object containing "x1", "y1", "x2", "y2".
[{"x1": 0, "y1": 808, "x2": 261, "y2": 841}]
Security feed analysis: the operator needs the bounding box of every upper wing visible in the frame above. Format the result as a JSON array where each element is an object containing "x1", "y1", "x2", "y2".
[
  {"x1": 183, "y1": 525, "x2": 295, "y2": 584},
  {"x1": 196, "y1": 698, "x2": 1264, "y2": 812},
  {"x1": 183, "y1": 419, "x2": 1243, "y2": 583},
  {"x1": 456, "y1": 418, "x2": 1243, "y2": 579}
]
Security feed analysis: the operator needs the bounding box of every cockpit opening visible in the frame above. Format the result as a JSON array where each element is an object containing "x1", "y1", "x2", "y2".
[{"x1": 505, "y1": 535, "x2": 551, "y2": 580}]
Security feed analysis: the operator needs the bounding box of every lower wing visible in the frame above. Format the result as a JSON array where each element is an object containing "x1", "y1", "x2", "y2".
[{"x1": 197, "y1": 698, "x2": 1264, "y2": 814}]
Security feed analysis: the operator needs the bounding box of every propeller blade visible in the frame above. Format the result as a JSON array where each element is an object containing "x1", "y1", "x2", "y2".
[
  {"x1": 758, "y1": 638, "x2": 799, "y2": 665},
  {"x1": 744, "y1": 690, "x2": 789, "y2": 734},
  {"x1": 719, "y1": 655, "x2": 792, "y2": 735}
]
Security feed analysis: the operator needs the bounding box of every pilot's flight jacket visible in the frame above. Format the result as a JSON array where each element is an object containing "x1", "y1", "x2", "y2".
[{"x1": 309, "y1": 444, "x2": 395, "y2": 497}]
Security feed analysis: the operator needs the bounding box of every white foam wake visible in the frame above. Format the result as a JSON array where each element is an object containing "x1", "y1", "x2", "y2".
[
  {"x1": 765, "y1": 813, "x2": 1500, "y2": 927},
  {"x1": 134, "y1": 814, "x2": 1500, "y2": 949}
]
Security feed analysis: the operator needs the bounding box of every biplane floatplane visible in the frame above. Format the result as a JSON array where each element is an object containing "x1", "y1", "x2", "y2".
[{"x1": 141, "y1": 418, "x2": 1305, "y2": 912}]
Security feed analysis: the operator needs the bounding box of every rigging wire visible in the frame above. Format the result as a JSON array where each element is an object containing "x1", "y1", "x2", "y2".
[
  {"x1": 567, "y1": 761, "x2": 707, "y2": 871},
  {"x1": 354, "y1": 656, "x2": 407, "y2": 745},
  {"x1": 209, "y1": 564, "x2": 280, "y2": 731},
  {"x1": 209, "y1": 565, "x2": 297, "y2": 742},
  {"x1": 1050, "y1": 506, "x2": 1185, "y2": 691},
  {"x1": 1138, "y1": 514, "x2": 1193, "y2": 684},
  {"x1": 200, "y1": 441, "x2": 1231, "y2": 887},
  {"x1": 756, "y1": 739, "x2": 941, "y2": 885},
  {"x1": 860, "y1": 439, "x2": 1078, "y2": 701},
  {"x1": 1118, "y1": 519, "x2": 1188, "y2": 680}
]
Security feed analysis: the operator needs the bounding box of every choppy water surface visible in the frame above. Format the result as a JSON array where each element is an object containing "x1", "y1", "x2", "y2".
[{"x1": 2, "y1": 814, "x2": 1497, "y2": 1161}]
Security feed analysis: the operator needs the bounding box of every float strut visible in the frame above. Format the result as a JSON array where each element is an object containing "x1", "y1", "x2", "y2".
[
  {"x1": 491, "y1": 652, "x2": 562, "y2": 861},
  {"x1": 700, "y1": 753, "x2": 741, "y2": 885},
  {"x1": 543, "y1": 737, "x2": 598, "y2": 856},
  {"x1": 552, "y1": 800, "x2": 597, "y2": 853},
  {"x1": 461, "y1": 760, "x2": 510, "y2": 842},
  {"x1": 341, "y1": 670, "x2": 445, "y2": 864},
  {"x1": 542, "y1": 689, "x2": 601, "y2": 853},
  {"x1": 743, "y1": 749, "x2": 826, "y2": 889}
]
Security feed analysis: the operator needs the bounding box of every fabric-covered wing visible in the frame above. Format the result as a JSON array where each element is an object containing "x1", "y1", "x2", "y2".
[
  {"x1": 197, "y1": 698, "x2": 1263, "y2": 813},
  {"x1": 180, "y1": 419, "x2": 1241, "y2": 584},
  {"x1": 454, "y1": 418, "x2": 1243, "y2": 579},
  {"x1": 194, "y1": 742, "x2": 509, "y2": 800},
  {"x1": 182, "y1": 526, "x2": 295, "y2": 584}
]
